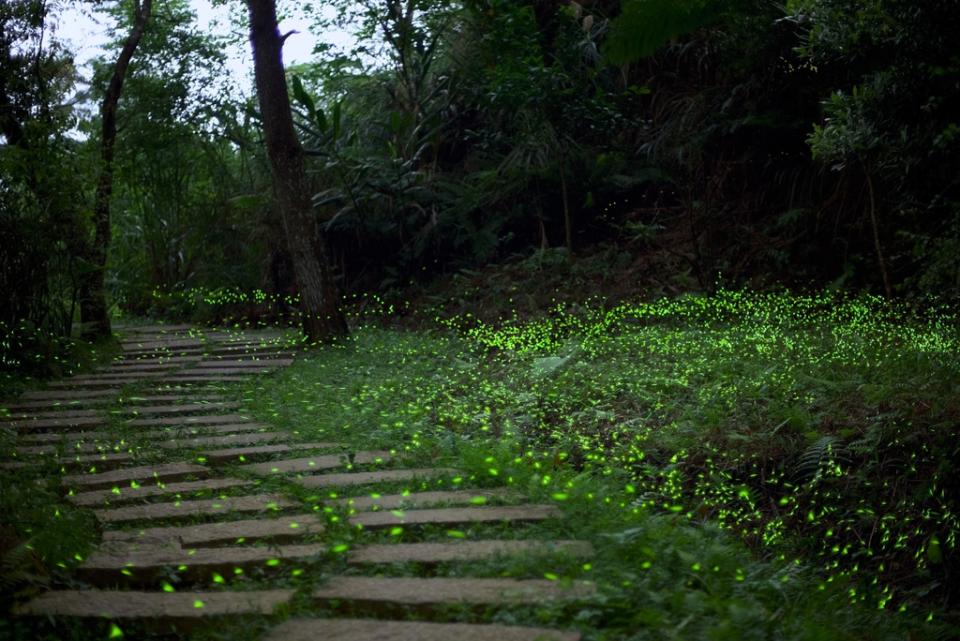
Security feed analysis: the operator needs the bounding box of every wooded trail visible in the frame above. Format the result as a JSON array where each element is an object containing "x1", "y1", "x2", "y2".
[{"x1": 3, "y1": 325, "x2": 591, "y2": 639}]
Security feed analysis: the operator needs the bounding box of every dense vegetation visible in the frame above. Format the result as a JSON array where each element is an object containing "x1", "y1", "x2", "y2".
[{"x1": 1, "y1": 0, "x2": 958, "y2": 635}]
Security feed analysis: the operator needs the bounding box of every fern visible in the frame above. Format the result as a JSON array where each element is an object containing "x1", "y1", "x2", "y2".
[
  {"x1": 794, "y1": 435, "x2": 849, "y2": 483},
  {"x1": 0, "y1": 538, "x2": 49, "y2": 602}
]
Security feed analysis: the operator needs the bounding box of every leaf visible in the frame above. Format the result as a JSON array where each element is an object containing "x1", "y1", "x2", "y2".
[
  {"x1": 332, "y1": 100, "x2": 342, "y2": 141},
  {"x1": 926, "y1": 535, "x2": 943, "y2": 564},
  {"x1": 532, "y1": 354, "x2": 572, "y2": 377},
  {"x1": 603, "y1": 0, "x2": 723, "y2": 65},
  {"x1": 290, "y1": 75, "x2": 316, "y2": 117}
]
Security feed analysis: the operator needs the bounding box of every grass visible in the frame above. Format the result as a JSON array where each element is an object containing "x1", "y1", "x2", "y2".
[
  {"x1": 1, "y1": 288, "x2": 956, "y2": 639},
  {"x1": 223, "y1": 288, "x2": 958, "y2": 639}
]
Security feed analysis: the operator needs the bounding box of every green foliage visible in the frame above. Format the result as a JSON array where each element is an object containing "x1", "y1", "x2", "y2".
[
  {"x1": 234, "y1": 289, "x2": 956, "y2": 637},
  {"x1": 603, "y1": 0, "x2": 723, "y2": 64}
]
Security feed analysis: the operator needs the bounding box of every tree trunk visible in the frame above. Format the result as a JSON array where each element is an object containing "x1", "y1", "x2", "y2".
[
  {"x1": 247, "y1": 0, "x2": 348, "y2": 342},
  {"x1": 80, "y1": 0, "x2": 153, "y2": 340}
]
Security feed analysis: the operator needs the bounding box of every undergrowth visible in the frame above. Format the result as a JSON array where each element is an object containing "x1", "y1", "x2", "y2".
[{"x1": 235, "y1": 288, "x2": 959, "y2": 637}]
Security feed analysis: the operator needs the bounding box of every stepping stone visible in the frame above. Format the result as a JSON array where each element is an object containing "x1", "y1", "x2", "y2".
[
  {"x1": 14, "y1": 589, "x2": 293, "y2": 619},
  {"x1": 102, "y1": 513, "x2": 324, "y2": 546},
  {"x1": 116, "y1": 394, "x2": 226, "y2": 404},
  {"x1": 1, "y1": 408, "x2": 101, "y2": 420},
  {"x1": 79, "y1": 542, "x2": 326, "y2": 582},
  {"x1": 51, "y1": 373, "x2": 165, "y2": 385},
  {"x1": 19, "y1": 389, "x2": 119, "y2": 400},
  {"x1": 297, "y1": 468, "x2": 458, "y2": 489},
  {"x1": 7, "y1": 448, "x2": 134, "y2": 470},
  {"x1": 17, "y1": 430, "x2": 111, "y2": 444},
  {"x1": 120, "y1": 339, "x2": 204, "y2": 350},
  {"x1": 205, "y1": 351, "x2": 297, "y2": 360},
  {"x1": 239, "y1": 450, "x2": 390, "y2": 475},
  {"x1": 122, "y1": 348, "x2": 204, "y2": 358},
  {"x1": 169, "y1": 367, "x2": 280, "y2": 376},
  {"x1": 126, "y1": 414, "x2": 256, "y2": 427},
  {"x1": 7, "y1": 415, "x2": 107, "y2": 432},
  {"x1": 117, "y1": 402, "x2": 241, "y2": 416},
  {"x1": 17, "y1": 451, "x2": 134, "y2": 470},
  {"x1": 335, "y1": 489, "x2": 514, "y2": 511},
  {"x1": 4, "y1": 400, "x2": 109, "y2": 412},
  {"x1": 350, "y1": 505, "x2": 562, "y2": 530},
  {"x1": 63, "y1": 463, "x2": 209, "y2": 491},
  {"x1": 200, "y1": 442, "x2": 341, "y2": 463},
  {"x1": 348, "y1": 540, "x2": 594, "y2": 565},
  {"x1": 103, "y1": 362, "x2": 183, "y2": 373},
  {"x1": 69, "y1": 478, "x2": 253, "y2": 507},
  {"x1": 193, "y1": 359, "x2": 294, "y2": 369},
  {"x1": 264, "y1": 618, "x2": 581, "y2": 641},
  {"x1": 138, "y1": 423, "x2": 273, "y2": 439},
  {"x1": 0, "y1": 461, "x2": 31, "y2": 471},
  {"x1": 114, "y1": 356, "x2": 203, "y2": 366},
  {"x1": 46, "y1": 377, "x2": 158, "y2": 389},
  {"x1": 161, "y1": 376, "x2": 256, "y2": 384},
  {"x1": 155, "y1": 431, "x2": 289, "y2": 450},
  {"x1": 16, "y1": 441, "x2": 116, "y2": 455},
  {"x1": 117, "y1": 323, "x2": 194, "y2": 333},
  {"x1": 95, "y1": 493, "x2": 296, "y2": 524},
  {"x1": 311, "y1": 577, "x2": 596, "y2": 609}
]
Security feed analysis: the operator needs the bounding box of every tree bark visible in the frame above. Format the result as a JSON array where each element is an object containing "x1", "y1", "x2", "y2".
[
  {"x1": 80, "y1": 0, "x2": 153, "y2": 339},
  {"x1": 247, "y1": 0, "x2": 348, "y2": 342}
]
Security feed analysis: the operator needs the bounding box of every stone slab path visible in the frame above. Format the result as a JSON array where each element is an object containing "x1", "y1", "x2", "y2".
[{"x1": 3, "y1": 324, "x2": 591, "y2": 639}]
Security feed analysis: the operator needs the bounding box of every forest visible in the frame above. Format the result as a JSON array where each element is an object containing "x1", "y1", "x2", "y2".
[{"x1": 1, "y1": 1, "x2": 958, "y2": 639}]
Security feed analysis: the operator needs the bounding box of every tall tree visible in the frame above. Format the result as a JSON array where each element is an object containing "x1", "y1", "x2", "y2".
[
  {"x1": 80, "y1": 0, "x2": 153, "y2": 339},
  {"x1": 246, "y1": 0, "x2": 348, "y2": 342}
]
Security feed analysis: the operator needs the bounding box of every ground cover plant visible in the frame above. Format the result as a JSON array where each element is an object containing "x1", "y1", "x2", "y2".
[{"x1": 221, "y1": 288, "x2": 959, "y2": 638}]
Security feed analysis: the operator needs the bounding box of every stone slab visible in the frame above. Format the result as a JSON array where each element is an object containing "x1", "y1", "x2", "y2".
[
  {"x1": 4, "y1": 400, "x2": 111, "y2": 412},
  {"x1": 1, "y1": 409, "x2": 101, "y2": 420},
  {"x1": 8, "y1": 415, "x2": 107, "y2": 432},
  {"x1": 193, "y1": 359, "x2": 294, "y2": 369},
  {"x1": 335, "y1": 489, "x2": 514, "y2": 511},
  {"x1": 80, "y1": 541, "x2": 326, "y2": 580},
  {"x1": 114, "y1": 356, "x2": 203, "y2": 366},
  {"x1": 101, "y1": 513, "x2": 325, "y2": 547},
  {"x1": 169, "y1": 367, "x2": 282, "y2": 376},
  {"x1": 239, "y1": 450, "x2": 390, "y2": 475},
  {"x1": 349, "y1": 505, "x2": 562, "y2": 530},
  {"x1": 17, "y1": 430, "x2": 111, "y2": 444},
  {"x1": 297, "y1": 468, "x2": 458, "y2": 489},
  {"x1": 205, "y1": 351, "x2": 297, "y2": 360},
  {"x1": 103, "y1": 363, "x2": 183, "y2": 373},
  {"x1": 69, "y1": 478, "x2": 253, "y2": 507},
  {"x1": 49, "y1": 451, "x2": 135, "y2": 470},
  {"x1": 116, "y1": 323, "x2": 194, "y2": 333},
  {"x1": 156, "y1": 432, "x2": 289, "y2": 450},
  {"x1": 63, "y1": 463, "x2": 209, "y2": 491},
  {"x1": 119, "y1": 402, "x2": 241, "y2": 416},
  {"x1": 116, "y1": 394, "x2": 226, "y2": 404},
  {"x1": 95, "y1": 493, "x2": 297, "y2": 524},
  {"x1": 16, "y1": 441, "x2": 116, "y2": 456},
  {"x1": 19, "y1": 389, "x2": 119, "y2": 400},
  {"x1": 312, "y1": 577, "x2": 596, "y2": 608},
  {"x1": 126, "y1": 414, "x2": 255, "y2": 427},
  {"x1": 117, "y1": 323, "x2": 194, "y2": 333},
  {"x1": 264, "y1": 618, "x2": 581, "y2": 641},
  {"x1": 138, "y1": 423, "x2": 273, "y2": 439},
  {"x1": 161, "y1": 376, "x2": 256, "y2": 384},
  {"x1": 45, "y1": 377, "x2": 157, "y2": 389},
  {"x1": 14, "y1": 589, "x2": 293, "y2": 618},
  {"x1": 200, "y1": 442, "x2": 341, "y2": 463},
  {"x1": 348, "y1": 540, "x2": 594, "y2": 565},
  {"x1": 122, "y1": 348, "x2": 205, "y2": 358},
  {"x1": 120, "y1": 338, "x2": 204, "y2": 350}
]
